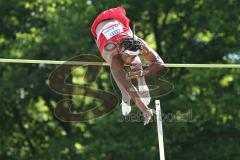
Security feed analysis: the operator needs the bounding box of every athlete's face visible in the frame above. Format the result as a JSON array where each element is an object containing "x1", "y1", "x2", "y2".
[{"x1": 121, "y1": 53, "x2": 137, "y2": 64}]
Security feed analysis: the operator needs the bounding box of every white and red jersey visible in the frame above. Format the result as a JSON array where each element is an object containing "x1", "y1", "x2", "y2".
[{"x1": 91, "y1": 7, "x2": 131, "y2": 55}]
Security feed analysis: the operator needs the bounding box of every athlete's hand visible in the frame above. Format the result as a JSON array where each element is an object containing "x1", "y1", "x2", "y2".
[
  {"x1": 128, "y1": 69, "x2": 149, "y2": 79},
  {"x1": 143, "y1": 109, "x2": 156, "y2": 125}
]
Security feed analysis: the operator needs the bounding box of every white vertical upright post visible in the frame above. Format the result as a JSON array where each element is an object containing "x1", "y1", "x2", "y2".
[{"x1": 155, "y1": 100, "x2": 165, "y2": 160}]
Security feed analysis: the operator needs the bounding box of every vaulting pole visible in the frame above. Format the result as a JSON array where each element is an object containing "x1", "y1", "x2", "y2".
[{"x1": 155, "y1": 100, "x2": 165, "y2": 160}]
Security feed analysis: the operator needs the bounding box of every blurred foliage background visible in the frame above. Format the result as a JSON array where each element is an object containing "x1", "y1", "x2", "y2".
[{"x1": 0, "y1": 0, "x2": 240, "y2": 159}]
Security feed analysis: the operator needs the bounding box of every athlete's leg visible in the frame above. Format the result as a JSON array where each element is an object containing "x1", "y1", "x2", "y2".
[
  {"x1": 130, "y1": 56, "x2": 151, "y2": 106},
  {"x1": 102, "y1": 49, "x2": 132, "y2": 116}
]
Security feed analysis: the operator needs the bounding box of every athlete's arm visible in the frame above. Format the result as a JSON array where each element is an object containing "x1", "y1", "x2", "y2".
[
  {"x1": 110, "y1": 54, "x2": 149, "y2": 113},
  {"x1": 128, "y1": 38, "x2": 168, "y2": 79},
  {"x1": 141, "y1": 38, "x2": 168, "y2": 76}
]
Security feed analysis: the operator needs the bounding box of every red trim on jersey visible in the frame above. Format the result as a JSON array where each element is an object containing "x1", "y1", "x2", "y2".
[{"x1": 90, "y1": 7, "x2": 130, "y2": 54}]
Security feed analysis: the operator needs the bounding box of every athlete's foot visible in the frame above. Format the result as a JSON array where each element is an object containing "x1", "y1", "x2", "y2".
[
  {"x1": 121, "y1": 100, "x2": 131, "y2": 116},
  {"x1": 138, "y1": 84, "x2": 151, "y2": 106},
  {"x1": 139, "y1": 90, "x2": 151, "y2": 106},
  {"x1": 143, "y1": 109, "x2": 155, "y2": 125}
]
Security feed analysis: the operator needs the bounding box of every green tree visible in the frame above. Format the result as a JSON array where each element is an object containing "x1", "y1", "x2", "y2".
[{"x1": 0, "y1": 0, "x2": 239, "y2": 159}]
